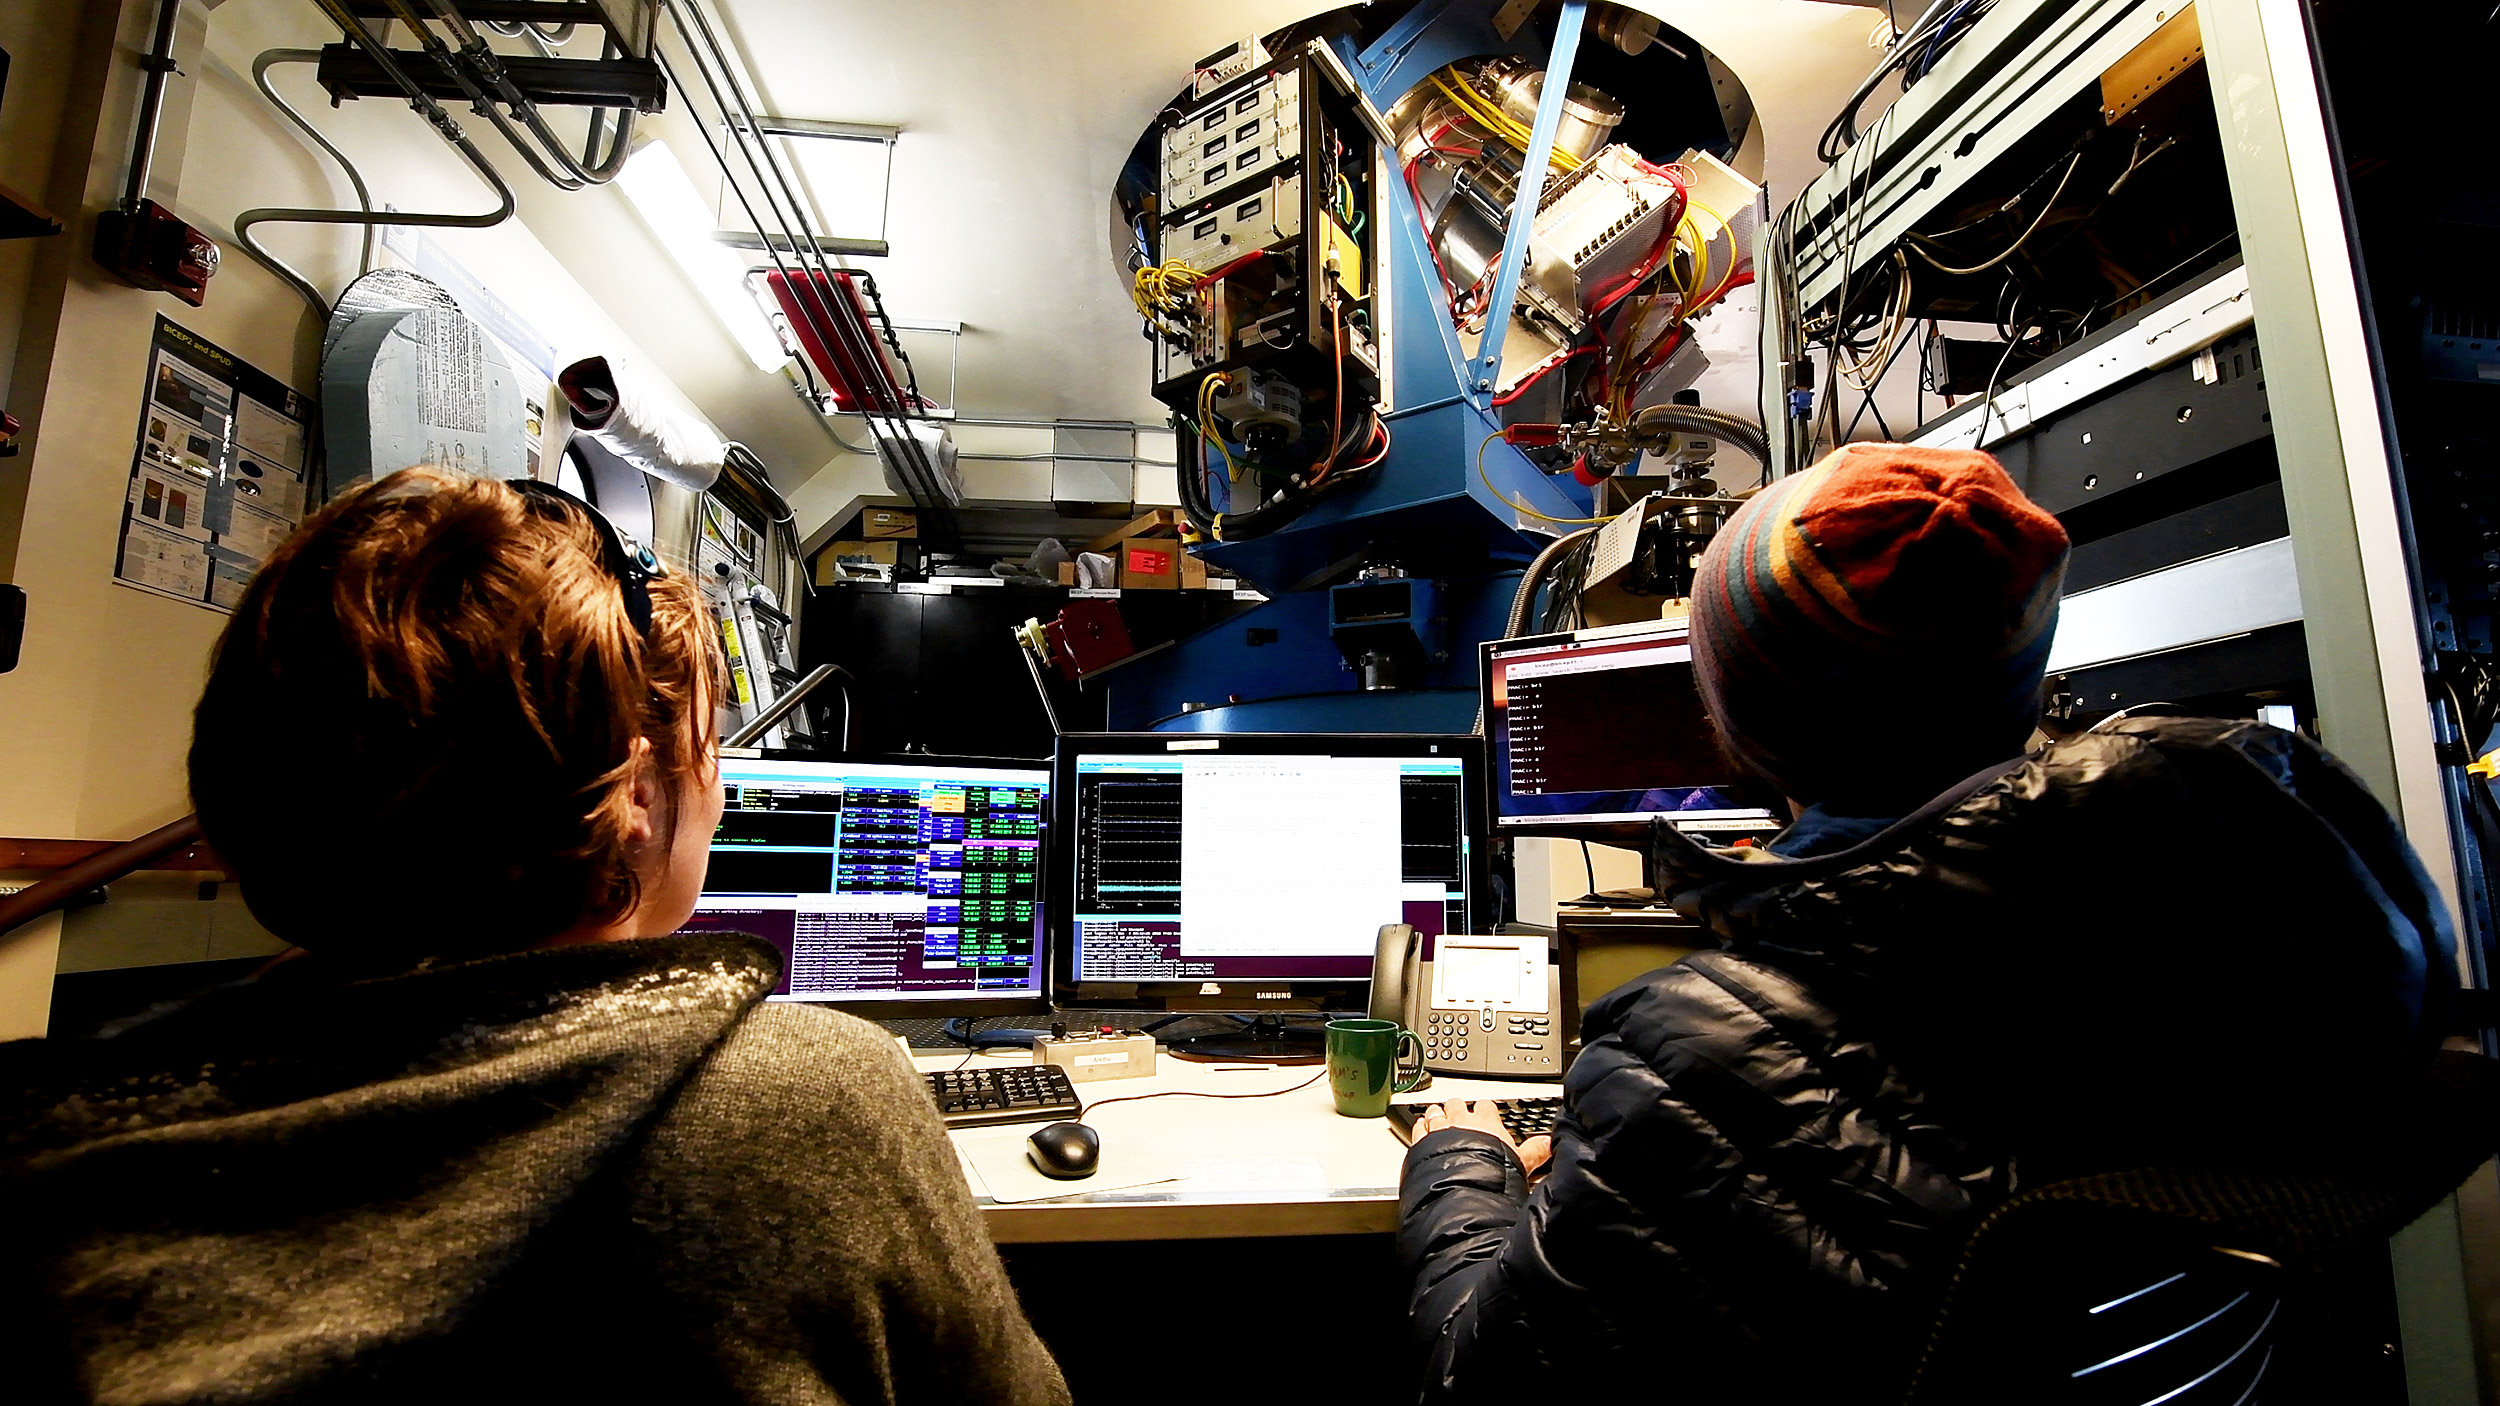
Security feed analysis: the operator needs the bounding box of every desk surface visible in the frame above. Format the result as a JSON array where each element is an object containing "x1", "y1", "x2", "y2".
[{"x1": 920, "y1": 1051, "x2": 1562, "y2": 1243}]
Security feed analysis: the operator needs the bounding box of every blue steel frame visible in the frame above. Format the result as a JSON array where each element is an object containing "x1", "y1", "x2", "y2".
[
  {"x1": 1118, "y1": 2, "x2": 1605, "y2": 731},
  {"x1": 1190, "y1": 0, "x2": 1599, "y2": 588},
  {"x1": 1466, "y1": 1, "x2": 1583, "y2": 410}
]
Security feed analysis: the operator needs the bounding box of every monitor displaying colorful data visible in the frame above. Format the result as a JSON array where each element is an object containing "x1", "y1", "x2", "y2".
[
  {"x1": 675, "y1": 756, "x2": 1048, "y2": 1007},
  {"x1": 1053, "y1": 733, "x2": 1476, "y2": 986}
]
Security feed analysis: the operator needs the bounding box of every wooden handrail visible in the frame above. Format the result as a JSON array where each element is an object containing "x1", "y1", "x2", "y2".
[
  {"x1": 0, "y1": 816, "x2": 212, "y2": 938},
  {"x1": 0, "y1": 832, "x2": 224, "y2": 871}
]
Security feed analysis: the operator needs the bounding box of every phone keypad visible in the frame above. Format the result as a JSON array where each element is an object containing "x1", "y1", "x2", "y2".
[{"x1": 1422, "y1": 1010, "x2": 1471, "y2": 1061}]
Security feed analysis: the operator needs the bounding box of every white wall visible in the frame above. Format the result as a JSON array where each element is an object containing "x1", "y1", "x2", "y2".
[{"x1": 0, "y1": 0, "x2": 830, "y2": 1034}]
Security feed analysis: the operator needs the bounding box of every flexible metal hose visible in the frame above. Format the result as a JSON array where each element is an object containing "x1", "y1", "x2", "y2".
[
  {"x1": 1474, "y1": 409, "x2": 1767, "y2": 732},
  {"x1": 1474, "y1": 524, "x2": 1601, "y2": 734},
  {"x1": 1502, "y1": 526, "x2": 1600, "y2": 640},
  {"x1": 1627, "y1": 404, "x2": 1772, "y2": 471}
]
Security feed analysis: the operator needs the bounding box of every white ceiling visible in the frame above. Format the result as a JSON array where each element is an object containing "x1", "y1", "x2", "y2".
[
  {"x1": 704, "y1": 0, "x2": 1333, "y2": 428},
  {"x1": 214, "y1": 2, "x2": 1890, "y2": 506}
]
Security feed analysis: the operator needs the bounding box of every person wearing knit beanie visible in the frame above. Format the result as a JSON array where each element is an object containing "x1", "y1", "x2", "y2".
[{"x1": 1689, "y1": 441, "x2": 2070, "y2": 814}]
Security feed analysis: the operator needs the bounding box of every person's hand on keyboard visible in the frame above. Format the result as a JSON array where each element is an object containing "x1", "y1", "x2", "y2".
[{"x1": 1413, "y1": 1101, "x2": 1552, "y2": 1177}]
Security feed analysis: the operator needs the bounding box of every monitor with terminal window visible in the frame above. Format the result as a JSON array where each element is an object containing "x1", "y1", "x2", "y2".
[
  {"x1": 1481, "y1": 618, "x2": 1781, "y2": 842},
  {"x1": 1050, "y1": 732, "x2": 1480, "y2": 1059},
  {"x1": 673, "y1": 754, "x2": 1050, "y2": 1018}
]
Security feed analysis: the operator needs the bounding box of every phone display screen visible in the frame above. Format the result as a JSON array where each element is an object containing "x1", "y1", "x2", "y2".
[{"x1": 1430, "y1": 937, "x2": 1548, "y2": 1014}]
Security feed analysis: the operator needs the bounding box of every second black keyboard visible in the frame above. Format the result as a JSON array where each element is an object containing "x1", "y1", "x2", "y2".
[
  {"x1": 1388, "y1": 1096, "x2": 1564, "y2": 1145},
  {"x1": 924, "y1": 1064, "x2": 1084, "y2": 1129}
]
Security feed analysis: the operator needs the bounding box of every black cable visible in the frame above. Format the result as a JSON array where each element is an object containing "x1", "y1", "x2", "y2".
[
  {"x1": 1843, "y1": 383, "x2": 1896, "y2": 444},
  {"x1": 1079, "y1": 1069, "x2": 1329, "y2": 1122},
  {"x1": 1172, "y1": 411, "x2": 1219, "y2": 535},
  {"x1": 1578, "y1": 840, "x2": 1597, "y2": 899},
  {"x1": 1916, "y1": 321, "x2": 1934, "y2": 428},
  {"x1": 1818, "y1": 0, "x2": 1978, "y2": 163},
  {"x1": 1185, "y1": 408, "x2": 1381, "y2": 543}
]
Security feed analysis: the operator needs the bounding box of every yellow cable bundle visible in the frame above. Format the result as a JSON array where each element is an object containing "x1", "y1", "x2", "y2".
[
  {"x1": 1680, "y1": 199, "x2": 1726, "y2": 300},
  {"x1": 1196, "y1": 373, "x2": 1241, "y2": 482},
  {"x1": 1476, "y1": 433, "x2": 1609, "y2": 525},
  {"x1": 1131, "y1": 259, "x2": 1203, "y2": 320},
  {"x1": 1430, "y1": 72, "x2": 1580, "y2": 174}
]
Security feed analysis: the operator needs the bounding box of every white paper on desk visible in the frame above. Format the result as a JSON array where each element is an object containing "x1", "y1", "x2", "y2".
[{"x1": 959, "y1": 1129, "x2": 1187, "y2": 1204}]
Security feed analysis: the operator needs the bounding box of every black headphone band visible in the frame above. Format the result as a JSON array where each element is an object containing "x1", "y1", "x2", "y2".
[{"x1": 508, "y1": 477, "x2": 666, "y2": 637}]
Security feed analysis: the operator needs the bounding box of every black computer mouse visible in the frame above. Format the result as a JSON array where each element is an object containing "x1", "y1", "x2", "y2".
[{"x1": 1025, "y1": 1121, "x2": 1100, "y2": 1180}]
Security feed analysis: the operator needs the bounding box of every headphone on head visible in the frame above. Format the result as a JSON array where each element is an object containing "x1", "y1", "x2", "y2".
[{"x1": 508, "y1": 477, "x2": 667, "y2": 636}]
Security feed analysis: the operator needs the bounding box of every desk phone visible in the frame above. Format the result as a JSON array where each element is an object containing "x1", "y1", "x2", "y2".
[{"x1": 1370, "y1": 925, "x2": 1563, "y2": 1079}]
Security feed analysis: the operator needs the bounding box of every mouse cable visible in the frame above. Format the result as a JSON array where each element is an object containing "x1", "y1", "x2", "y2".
[{"x1": 1079, "y1": 1070, "x2": 1328, "y2": 1122}]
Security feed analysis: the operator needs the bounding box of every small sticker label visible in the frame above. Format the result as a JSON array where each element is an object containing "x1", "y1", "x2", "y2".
[
  {"x1": 1070, "y1": 587, "x2": 1121, "y2": 599},
  {"x1": 1074, "y1": 1051, "x2": 1131, "y2": 1067}
]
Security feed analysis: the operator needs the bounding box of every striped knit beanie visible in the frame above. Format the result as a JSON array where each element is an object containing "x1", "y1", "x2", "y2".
[{"x1": 1690, "y1": 442, "x2": 2069, "y2": 810}]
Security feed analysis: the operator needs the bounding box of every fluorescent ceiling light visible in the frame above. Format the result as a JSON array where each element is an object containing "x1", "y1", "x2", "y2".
[
  {"x1": 618, "y1": 140, "x2": 789, "y2": 373},
  {"x1": 712, "y1": 117, "x2": 897, "y2": 249}
]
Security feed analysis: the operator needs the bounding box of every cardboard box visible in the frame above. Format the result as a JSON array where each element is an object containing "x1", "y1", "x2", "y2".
[
  {"x1": 1055, "y1": 561, "x2": 1079, "y2": 586},
  {"x1": 815, "y1": 539, "x2": 900, "y2": 584},
  {"x1": 1084, "y1": 508, "x2": 1181, "y2": 554},
  {"x1": 1120, "y1": 540, "x2": 1181, "y2": 589},
  {"x1": 863, "y1": 507, "x2": 918, "y2": 540},
  {"x1": 1179, "y1": 552, "x2": 1208, "y2": 589}
]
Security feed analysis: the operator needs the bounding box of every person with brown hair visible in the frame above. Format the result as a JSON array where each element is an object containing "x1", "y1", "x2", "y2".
[{"x1": 0, "y1": 468, "x2": 1069, "y2": 1405}]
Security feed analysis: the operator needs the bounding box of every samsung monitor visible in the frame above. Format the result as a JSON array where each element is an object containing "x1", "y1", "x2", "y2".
[
  {"x1": 1481, "y1": 618, "x2": 1780, "y2": 841},
  {"x1": 1050, "y1": 733, "x2": 1480, "y2": 1030},
  {"x1": 674, "y1": 754, "x2": 1050, "y2": 1017}
]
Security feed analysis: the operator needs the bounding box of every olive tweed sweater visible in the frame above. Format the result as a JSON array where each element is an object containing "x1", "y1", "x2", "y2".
[{"x1": 0, "y1": 933, "x2": 1068, "y2": 1406}]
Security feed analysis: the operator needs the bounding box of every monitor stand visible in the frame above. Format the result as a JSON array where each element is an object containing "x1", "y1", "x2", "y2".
[
  {"x1": 1162, "y1": 1013, "x2": 1328, "y2": 1064},
  {"x1": 941, "y1": 1017, "x2": 1049, "y2": 1050}
]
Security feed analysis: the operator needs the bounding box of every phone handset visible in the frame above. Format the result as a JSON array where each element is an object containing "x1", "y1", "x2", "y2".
[
  {"x1": 1368, "y1": 922, "x2": 1430, "y2": 1092},
  {"x1": 1369, "y1": 922, "x2": 1420, "y2": 1025}
]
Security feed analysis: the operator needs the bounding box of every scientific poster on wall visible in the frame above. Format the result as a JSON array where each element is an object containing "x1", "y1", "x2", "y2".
[{"x1": 116, "y1": 316, "x2": 311, "y2": 612}]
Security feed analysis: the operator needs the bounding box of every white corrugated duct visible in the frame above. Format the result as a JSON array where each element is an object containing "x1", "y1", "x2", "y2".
[{"x1": 554, "y1": 354, "x2": 727, "y2": 492}]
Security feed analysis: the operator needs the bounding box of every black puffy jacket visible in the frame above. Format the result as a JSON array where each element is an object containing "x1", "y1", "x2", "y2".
[{"x1": 1399, "y1": 716, "x2": 2456, "y2": 1403}]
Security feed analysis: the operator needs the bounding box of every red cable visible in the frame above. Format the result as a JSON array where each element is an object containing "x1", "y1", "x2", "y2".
[
  {"x1": 1197, "y1": 248, "x2": 1269, "y2": 284},
  {"x1": 1309, "y1": 301, "x2": 1347, "y2": 484},
  {"x1": 1490, "y1": 346, "x2": 1598, "y2": 406},
  {"x1": 1353, "y1": 417, "x2": 1391, "y2": 470},
  {"x1": 1586, "y1": 190, "x2": 1688, "y2": 319},
  {"x1": 1405, "y1": 118, "x2": 1488, "y2": 326}
]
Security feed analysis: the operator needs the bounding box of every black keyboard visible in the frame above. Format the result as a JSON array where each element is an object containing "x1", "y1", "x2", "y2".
[
  {"x1": 1388, "y1": 1096, "x2": 1564, "y2": 1145},
  {"x1": 924, "y1": 1064, "x2": 1084, "y2": 1129}
]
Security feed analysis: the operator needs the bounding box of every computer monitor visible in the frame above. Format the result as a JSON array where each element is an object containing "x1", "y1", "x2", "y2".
[
  {"x1": 1050, "y1": 733, "x2": 1480, "y2": 1041},
  {"x1": 674, "y1": 753, "x2": 1051, "y2": 1017},
  {"x1": 1481, "y1": 618, "x2": 1780, "y2": 840}
]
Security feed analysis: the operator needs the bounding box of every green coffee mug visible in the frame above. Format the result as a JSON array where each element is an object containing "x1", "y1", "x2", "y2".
[{"x1": 1326, "y1": 1017, "x2": 1425, "y2": 1118}]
